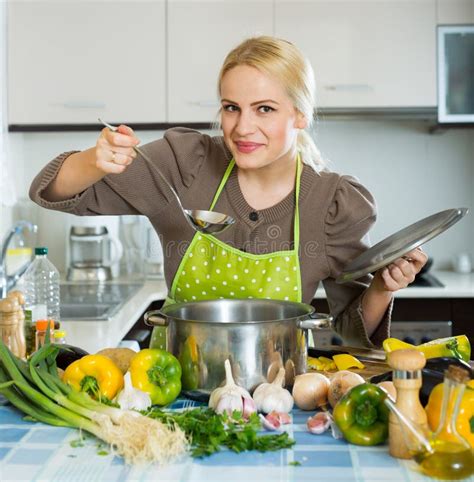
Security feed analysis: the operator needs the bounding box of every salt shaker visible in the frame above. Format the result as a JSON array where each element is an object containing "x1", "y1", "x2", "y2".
[{"x1": 387, "y1": 348, "x2": 429, "y2": 459}]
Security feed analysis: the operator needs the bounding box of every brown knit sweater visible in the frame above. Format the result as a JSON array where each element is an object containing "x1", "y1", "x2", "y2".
[{"x1": 29, "y1": 127, "x2": 392, "y2": 347}]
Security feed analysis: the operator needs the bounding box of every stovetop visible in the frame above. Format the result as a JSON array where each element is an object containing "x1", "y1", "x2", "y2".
[{"x1": 407, "y1": 272, "x2": 444, "y2": 288}]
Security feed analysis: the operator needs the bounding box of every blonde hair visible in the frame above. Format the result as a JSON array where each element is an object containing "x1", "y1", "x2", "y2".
[{"x1": 216, "y1": 36, "x2": 324, "y2": 171}]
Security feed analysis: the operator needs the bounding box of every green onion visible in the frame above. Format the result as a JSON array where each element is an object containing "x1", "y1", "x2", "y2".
[
  {"x1": 0, "y1": 366, "x2": 71, "y2": 427},
  {"x1": 0, "y1": 339, "x2": 188, "y2": 465}
]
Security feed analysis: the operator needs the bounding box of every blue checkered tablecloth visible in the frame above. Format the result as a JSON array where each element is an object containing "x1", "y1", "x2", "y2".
[{"x1": 0, "y1": 397, "x2": 470, "y2": 482}]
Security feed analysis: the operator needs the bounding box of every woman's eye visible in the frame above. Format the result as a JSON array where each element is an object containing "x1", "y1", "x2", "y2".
[
  {"x1": 223, "y1": 104, "x2": 239, "y2": 112},
  {"x1": 258, "y1": 105, "x2": 274, "y2": 113}
]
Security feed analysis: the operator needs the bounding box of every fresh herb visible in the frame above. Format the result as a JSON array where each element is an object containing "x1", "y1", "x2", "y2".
[
  {"x1": 97, "y1": 450, "x2": 109, "y2": 456},
  {"x1": 289, "y1": 461, "x2": 301, "y2": 466},
  {"x1": 146, "y1": 407, "x2": 295, "y2": 458}
]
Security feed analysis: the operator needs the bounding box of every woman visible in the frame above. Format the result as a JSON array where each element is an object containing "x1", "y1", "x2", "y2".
[{"x1": 29, "y1": 36, "x2": 426, "y2": 348}]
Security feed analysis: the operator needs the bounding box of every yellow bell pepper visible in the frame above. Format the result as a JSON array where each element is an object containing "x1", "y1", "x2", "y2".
[
  {"x1": 383, "y1": 336, "x2": 471, "y2": 362},
  {"x1": 63, "y1": 354, "x2": 124, "y2": 401},
  {"x1": 332, "y1": 354, "x2": 365, "y2": 370},
  {"x1": 307, "y1": 356, "x2": 337, "y2": 371},
  {"x1": 425, "y1": 379, "x2": 474, "y2": 448}
]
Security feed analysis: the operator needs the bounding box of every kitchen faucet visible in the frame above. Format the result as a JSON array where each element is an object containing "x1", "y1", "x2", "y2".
[{"x1": 0, "y1": 220, "x2": 38, "y2": 298}]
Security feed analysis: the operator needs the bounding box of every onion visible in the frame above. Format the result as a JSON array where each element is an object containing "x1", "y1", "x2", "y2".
[
  {"x1": 377, "y1": 381, "x2": 397, "y2": 401},
  {"x1": 292, "y1": 373, "x2": 330, "y2": 410},
  {"x1": 328, "y1": 370, "x2": 365, "y2": 407}
]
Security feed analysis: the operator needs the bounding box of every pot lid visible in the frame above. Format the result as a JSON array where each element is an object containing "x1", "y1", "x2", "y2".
[{"x1": 336, "y1": 207, "x2": 469, "y2": 283}]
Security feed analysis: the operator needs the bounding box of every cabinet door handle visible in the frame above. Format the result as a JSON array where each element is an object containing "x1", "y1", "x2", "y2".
[
  {"x1": 187, "y1": 100, "x2": 219, "y2": 108},
  {"x1": 323, "y1": 84, "x2": 374, "y2": 92},
  {"x1": 53, "y1": 101, "x2": 107, "y2": 109}
]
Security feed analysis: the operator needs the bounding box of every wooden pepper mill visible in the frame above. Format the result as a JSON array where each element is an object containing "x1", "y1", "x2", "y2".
[
  {"x1": 387, "y1": 348, "x2": 429, "y2": 459},
  {"x1": 0, "y1": 296, "x2": 26, "y2": 359}
]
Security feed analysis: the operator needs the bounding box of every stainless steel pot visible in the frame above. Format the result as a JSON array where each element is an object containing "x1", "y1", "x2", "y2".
[{"x1": 144, "y1": 299, "x2": 332, "y2": 398}]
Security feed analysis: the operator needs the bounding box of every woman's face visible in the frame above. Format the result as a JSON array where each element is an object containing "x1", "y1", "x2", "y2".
[{"x1": 220, "y1": 65, "x2": 306, "y2": 171}]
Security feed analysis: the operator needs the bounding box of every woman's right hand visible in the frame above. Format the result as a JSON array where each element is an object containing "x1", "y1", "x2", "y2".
[{"x1": 95, "y1": 124, "x2": 141, "y2": 174}]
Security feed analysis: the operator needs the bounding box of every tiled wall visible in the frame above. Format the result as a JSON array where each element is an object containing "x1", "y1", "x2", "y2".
[{"x1": 3, "y1": 119, "x2": 474, "y2": 273}]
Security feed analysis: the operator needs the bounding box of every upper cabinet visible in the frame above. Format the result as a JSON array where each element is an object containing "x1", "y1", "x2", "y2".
[
  {"x1": 8, "y1": 1, "x2": 166, "y2": 126},
  {"x1": 275, "y1": 0, "x2": 437, "y2": 108},
  {"x1": 167, "y1": 0, "x2": 273, "y2": 122},
  {"x1": 436, "y1": 0, "x2": 474, "y2": 24},
  {"x1": 8, "y1": 0, "x2": 454, "y2": 127}
]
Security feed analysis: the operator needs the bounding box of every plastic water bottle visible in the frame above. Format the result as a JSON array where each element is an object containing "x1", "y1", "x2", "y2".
[{"x1": 21, "y1": 247, "x2": 60, "y2": 355}]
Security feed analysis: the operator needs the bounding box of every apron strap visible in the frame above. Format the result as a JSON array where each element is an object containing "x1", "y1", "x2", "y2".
[
  {"x1": 209, "y1": 155, "x2": 302, "y2": 254},
  {"x1": 294, "y1": 153, "x2": 302, "y2": 256},
  {"x1": 209, "y1": 159, "x2": 235, "y2": 211}
]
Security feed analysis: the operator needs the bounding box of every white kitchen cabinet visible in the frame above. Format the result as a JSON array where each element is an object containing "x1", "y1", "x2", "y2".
[
  {"x1": 8, "y1": 1, "x2": 166, "y2": 126},
  {"x1": 167, "y1": 0, "x2": 273, "y2": 122},
  {"x1": 436, "y1": 0, "x2": 474, "y2": 24},
  {"x1": 275, "y1": 0, "x2": 437, "y2": 108}
]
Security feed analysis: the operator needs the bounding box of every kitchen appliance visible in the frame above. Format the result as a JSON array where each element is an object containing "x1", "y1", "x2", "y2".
[
  {"x1": 66, "y1": 224, "x2": 123, "y2": 282},
  {"x1": 437, "y1": 25, "x2": 474, "y2": 124},
  {"x1": 337, "y1": 208, "x2": 468, "y2": 283},
  {"x1": 144, "y1": 299, "x2": 332, "y2": 398}
]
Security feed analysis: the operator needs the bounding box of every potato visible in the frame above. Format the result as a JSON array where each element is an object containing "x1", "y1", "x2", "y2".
[{"x1": 96, "y1": 347, "x2": 136, "y2": 374}]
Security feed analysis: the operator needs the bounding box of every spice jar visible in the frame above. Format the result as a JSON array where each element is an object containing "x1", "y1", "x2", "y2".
[
  {"x1": 53, "y1": 330, "x2": 67, "y2": 345},
  {"x1": 0, "y1": 297, "x2": 26, "y2": 359},
  {"x1": 35, "y1": 319, "x2": 55, "y2": 351}
]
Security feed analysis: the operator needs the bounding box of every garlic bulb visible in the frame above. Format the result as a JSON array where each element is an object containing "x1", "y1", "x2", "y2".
[
  {"x1": 116, "y1": 372, "x2": 152, "y2": 411},
  {"x1": 209, "y1": 359, "x2": 256, "y2": 417},
  {"x1": 252, "y1": 367, "x2": 294, "y2": 414}
]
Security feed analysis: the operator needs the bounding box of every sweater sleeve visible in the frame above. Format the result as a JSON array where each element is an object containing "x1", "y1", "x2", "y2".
[
  {"x1": 29, "y1": 128, "x2": 208, "y2": 218},
  {"x1": 322, "y1": 175, "x2": 392, "y2": 348}
]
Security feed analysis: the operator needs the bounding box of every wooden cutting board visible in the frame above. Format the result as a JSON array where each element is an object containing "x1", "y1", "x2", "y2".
[
  {"x1": 307, "y1": 347, "x2": 390, "y2": 381},
  {"x1": 308, "y1": 358, "x2": 390, "y2": 381}
]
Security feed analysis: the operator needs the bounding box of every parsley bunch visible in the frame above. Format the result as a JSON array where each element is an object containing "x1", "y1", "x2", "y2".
[{"x1": 146, "y1": 407, "x2": 295, "y2": 458}]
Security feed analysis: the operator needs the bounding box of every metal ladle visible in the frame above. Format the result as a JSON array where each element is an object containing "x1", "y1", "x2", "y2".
[{"x1": 99, "y1": 119, "x2": 235, "y2": 235}]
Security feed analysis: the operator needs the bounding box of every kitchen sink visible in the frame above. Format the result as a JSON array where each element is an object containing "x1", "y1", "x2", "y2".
[
  {"x1": 60, "y1": 303, "x2": 118, "y2": 321},
  {"x1": 60, "y1": 282, "x2": 142, "y2": 321}
]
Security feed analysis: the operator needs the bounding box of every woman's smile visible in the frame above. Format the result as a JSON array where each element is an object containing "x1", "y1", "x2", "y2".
[{"x1": 235, "y1": 141, "x2": 265, "y2": 153}]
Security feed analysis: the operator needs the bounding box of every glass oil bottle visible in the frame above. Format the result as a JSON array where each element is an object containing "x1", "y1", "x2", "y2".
[{"x1": 412, "y1": 365, "x2": 474, "y2": 480}]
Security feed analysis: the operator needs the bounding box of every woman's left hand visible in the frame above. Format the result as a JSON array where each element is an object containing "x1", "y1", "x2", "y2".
[{"x1": 376, "y1": 247, "x2": 428, "y2": 292}]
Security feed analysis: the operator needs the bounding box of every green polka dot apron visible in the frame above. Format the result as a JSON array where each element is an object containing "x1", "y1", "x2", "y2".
[{"x1": 150, "y1": 155, "x2": 303, "y2": 349}]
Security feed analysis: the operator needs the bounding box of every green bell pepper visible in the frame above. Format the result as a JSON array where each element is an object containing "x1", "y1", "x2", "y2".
[
  {"x1": 129, "y1": 348, "x2": 182, "y2": 406},
  {"x1": 333, "y1": 383, "x2": 389, "y2": 446}
]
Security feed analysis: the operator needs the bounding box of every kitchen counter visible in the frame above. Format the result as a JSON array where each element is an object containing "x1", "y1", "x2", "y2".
[
  {"x1": 0, "y1": 401, "x2": 438, "y2": 482},
  {"x1": 61, "y1": 270, "x2": 474, "y2": 353}
]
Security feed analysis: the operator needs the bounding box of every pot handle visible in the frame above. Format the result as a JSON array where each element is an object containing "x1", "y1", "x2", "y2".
[
  {"x1": 297, "y1": 312, "x2": 333, "y2": 330},
  {"x1": 144, "y1": 310, "x2": 169, "y2": 327}
]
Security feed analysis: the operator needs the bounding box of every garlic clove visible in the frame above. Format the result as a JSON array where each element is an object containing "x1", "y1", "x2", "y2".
[
  {"x1": 242, "y1": 396, "x2": 257, "y2": 419},
  {"x1": 268, "y1": 411, "x2": 291, "y2": 425},
  {"x1": 260, "y1": 412, "x2": 281, "y2": 431},
  {"x1": 307, "y1": 411, "x2": 332, "y2": 435}
]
